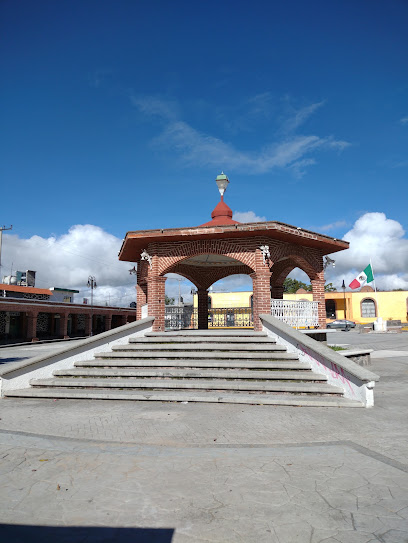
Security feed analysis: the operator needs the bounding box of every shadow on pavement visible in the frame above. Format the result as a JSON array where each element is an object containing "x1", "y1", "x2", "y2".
[
  {"x1": 0, "y1": 357, "x2": 29, "y2": 364},
  {"x1": 0, "y1": 524, "x2": 175, "y2": 542}
]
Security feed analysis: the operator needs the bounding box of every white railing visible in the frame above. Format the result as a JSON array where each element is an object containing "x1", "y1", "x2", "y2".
[{"x1": 271, "y1": 299, "x2": 319, "y2": 329}]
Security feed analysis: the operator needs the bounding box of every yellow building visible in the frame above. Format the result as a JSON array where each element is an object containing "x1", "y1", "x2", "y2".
[
  {"x1": 193, "y1": 291, "x2": 253, "y2": 328},
  {"x1": 197, "y1": 287, "x2": 408, "y2": 325},
  {"x1": 284, "y1": 286, "x2": 408, "y2": 324}
]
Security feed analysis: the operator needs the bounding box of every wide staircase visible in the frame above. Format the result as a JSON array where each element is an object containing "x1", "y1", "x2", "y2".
[{"x1": 5, "y1": 330, "x2": 362, "y2": 406}]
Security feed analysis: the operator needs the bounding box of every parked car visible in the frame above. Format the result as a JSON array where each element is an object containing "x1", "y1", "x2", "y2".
[{"x1": 326, "y1": 319, "x2": 356, "y2": 330}]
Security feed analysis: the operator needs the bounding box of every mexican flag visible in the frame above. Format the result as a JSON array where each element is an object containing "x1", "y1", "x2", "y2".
[{"x1": 349, "y1": 264, "x2": 374, "y2": 290}]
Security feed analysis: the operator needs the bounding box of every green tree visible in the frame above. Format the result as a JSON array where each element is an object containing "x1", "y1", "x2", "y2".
[
  {"x1": 324, "y1": 283, "x2": 337, "y2": 292},
  {"x1": 283, "y1": 278, "x2": 312, "y2": 293},
  {"x1": 165, "y1": 294, "x2": 175, "y2": 305},
  {"x1": 283, "y1": 278, "x2": 337, "y2": 293}
]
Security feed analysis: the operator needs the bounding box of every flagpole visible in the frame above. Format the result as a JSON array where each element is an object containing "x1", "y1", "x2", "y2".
[{"x1": 370, "y1": 258, "x2": 380, "y2": 322}]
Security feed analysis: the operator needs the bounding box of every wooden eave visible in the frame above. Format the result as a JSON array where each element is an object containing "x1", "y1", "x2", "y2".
[{"x1": 119, "y1": 221, "x2": 349, "y2": 262}]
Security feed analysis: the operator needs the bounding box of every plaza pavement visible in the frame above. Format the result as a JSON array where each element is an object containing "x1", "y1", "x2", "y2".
[{"x1": 0, "y1": 331, "x2": 407, "y2": 542}]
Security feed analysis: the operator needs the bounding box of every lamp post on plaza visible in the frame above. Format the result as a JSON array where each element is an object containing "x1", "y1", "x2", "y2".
[
  {"x1": 129, "y1": 266, "x2": 137, "y2": 318},
  {"x1": 342, "y1": 280, "x2": 347, "y2": 320},
  {"x1": 87, "y1": 276, "x2": 97, "y2": 336}
]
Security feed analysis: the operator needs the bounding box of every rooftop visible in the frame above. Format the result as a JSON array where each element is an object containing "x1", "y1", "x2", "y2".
[{"x1": 0, "y1": 284, "x2": 51, "y2": 296}]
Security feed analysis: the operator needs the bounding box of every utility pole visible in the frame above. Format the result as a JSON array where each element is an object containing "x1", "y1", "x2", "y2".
[
  {"x1": 0, "y1": 225, "x2": 13, "y2": 281},
  {"x1": 87, "y1": 276, "x2": 97, "y2": 336}
]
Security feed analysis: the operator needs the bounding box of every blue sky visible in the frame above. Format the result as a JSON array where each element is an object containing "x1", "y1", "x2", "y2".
[{"x1": 1, "y1": 0, "x2": 407, "y2": 304}]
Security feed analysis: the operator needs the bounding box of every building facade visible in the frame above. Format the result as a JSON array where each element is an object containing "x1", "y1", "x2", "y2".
[
  {"x1": 0, "y1": 283, "x2": 136, "y2": 343},
  {"x1": 202, "y1": 287, "x2": 408, "y2": 326}
]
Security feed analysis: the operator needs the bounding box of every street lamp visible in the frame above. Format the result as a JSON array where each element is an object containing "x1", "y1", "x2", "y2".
[
  {"x1": 215, "y1": 172, "x2": 229, "y2": 197},
  {"x1": 129, "y1": 266, "x2": 137, "y2": 316},
  {"x1": 341, "y1": 279, "x2": 347, "y2": 320},
  {"x1": 87, "y1": 276, "x2": 97, "y2": 336}
]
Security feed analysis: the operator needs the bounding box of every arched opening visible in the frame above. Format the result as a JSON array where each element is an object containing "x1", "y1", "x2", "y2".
[
  {"x1": 161, "y1": 253, "x2": 254, "y2": 330},
  {"x1": 164, "y1": 273, "x2": 197, "y2": 330},
  {"x1": 270, "y1": 262, "x2": 321, "y2": 329},
  {"x1": 361, "y1": 298, "x2": 377, "y2": 318},
  {"x1": 206, "y1": 274, "x2": 254, "y2": 328},
  {"x1": 271, "y1": 263, "x2": 314, "y2": 298}
]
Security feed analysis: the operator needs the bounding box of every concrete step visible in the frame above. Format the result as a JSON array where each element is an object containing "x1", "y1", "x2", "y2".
[
  {"x1": 74, "y1": 359, "x2": 305, "y2": 369},
  {"x1": 54, "y1": 367, "x2": 313, "y2": 379},
  {"x1": 97, "y1": 351, "x2": 296, "y2": 360},
  {"x1": 30, "y1": 378, "x2": 340, "y2": 393},
  {"x1": 145, "y1": 331, "x2": 267, "y2": 337},
  {"x1": 129, "y1": 336, "x2": 276, "y2": 344},
  {"x1": 3, "y1": 388, "x2": 364, "y2": 407},
  {"x1": 114, "y1": 343, "x2": 283, "y2": 352}
]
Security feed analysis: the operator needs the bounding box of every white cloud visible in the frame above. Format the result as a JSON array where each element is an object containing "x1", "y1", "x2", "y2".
[
  {"x1": 233, "y1": 211, "x2": 266, "y2": 223},
  {"x1": 283, "y1": 101, "x2": 325, "y2": 133},
  {"x1": 400, "y1": 116, "x2": 408, "y2": 125},
  {"x1": 154, "y1": 121, "x2": 349, "y2": 175},
  {"x1": 2, "y1": 225, "x2": 136, "y2": 307},
  {"x1": 319, "y1": 220, "x2": 348, "y2": 232},
  {"x1": 326, "y1": 212, "x2": 408, "y2": 290},
  {"x1": 132, "y1": 95, "x2": 350, "y2": 176},
  {"x1": 288, "y1": 268, "x2": 310, "y2": 283},
  {"x1": 211, "y1": 274, "x2": 253, "y2": 292},
  {"x1": 130, "y1": 95, "x2": 178, "y2": 121}
]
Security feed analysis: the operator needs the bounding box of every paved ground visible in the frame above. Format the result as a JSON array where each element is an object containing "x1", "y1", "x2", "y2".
[
  {"x1": 0, "y1": 331, "x2": 407, "y2": 542},
  {"x1": 0, "y1": 339, "x2": 85, "y2": 365}
]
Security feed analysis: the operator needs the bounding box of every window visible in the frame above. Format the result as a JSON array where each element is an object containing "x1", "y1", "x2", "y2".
[
  {"x1": 361, "y1": 298, "x2": 376, "y2": 318},
  {"x1": 208, "y1": 295, "x2": 212, "y2": 309}
]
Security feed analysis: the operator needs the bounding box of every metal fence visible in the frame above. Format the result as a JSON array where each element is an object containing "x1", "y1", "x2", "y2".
[
  {"x1": 270, "y1": 299, "x2": 319, "y2": 329},
  {"x1": 165, "y1": 306, "x2": 253, "y2": 330},
  {"x1": 208, "y1": 307, "x2": 253, "y2": 328},
  {"x1": 165, "y1": 300, "x2": 319, "y2": 330},
  {"x1": 165, "y1": 305, "x2": 196, "y2": 330}
]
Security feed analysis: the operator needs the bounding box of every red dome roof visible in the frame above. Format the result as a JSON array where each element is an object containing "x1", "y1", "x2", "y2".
[{"x1": 200, "y1": 196, "x2": 240, "y2": 227}]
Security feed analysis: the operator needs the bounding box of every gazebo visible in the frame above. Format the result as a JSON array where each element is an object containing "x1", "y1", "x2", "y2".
[{"x1": 119, "y1": 174, "x2": 349, "y2": 331}]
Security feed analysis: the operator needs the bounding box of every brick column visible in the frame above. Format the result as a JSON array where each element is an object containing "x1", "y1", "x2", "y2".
[
  {"x1": 271, "y1": 284, "x2": 284, "y2": 300},
  {"x1": 147, "y1": 276, "x2": 167, "y2": 331},
  {"x1": 121, "y1": 314, "x2": 128, "y2": 326},
  {"x1": 136, "y1": 283, "x2": 147, "y2": 320},
  {"x1": 197, "y1": 289, "x2": 209, "y2": 330},
  {"x1": 84, "y1": 314, "x2": 92, "y2": 336},
  {"x1": 251, "y1": 271, "x2": 272, "y2": 331},
  {"x1": 59, "y1": 312, "x2": 69, "y2": 339},
  {"x1": 27, "y1": 311, "x2": 39, "y2": 342},
  {"x1": 105, "y1": 314, "x2": 112, "y2": 332},
  {"x1": 71, "y1": 314, "x2": 78, "y2": 336},
  {"x1": 311, "y1": 272, "x2": 326, "y2": 328}
]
